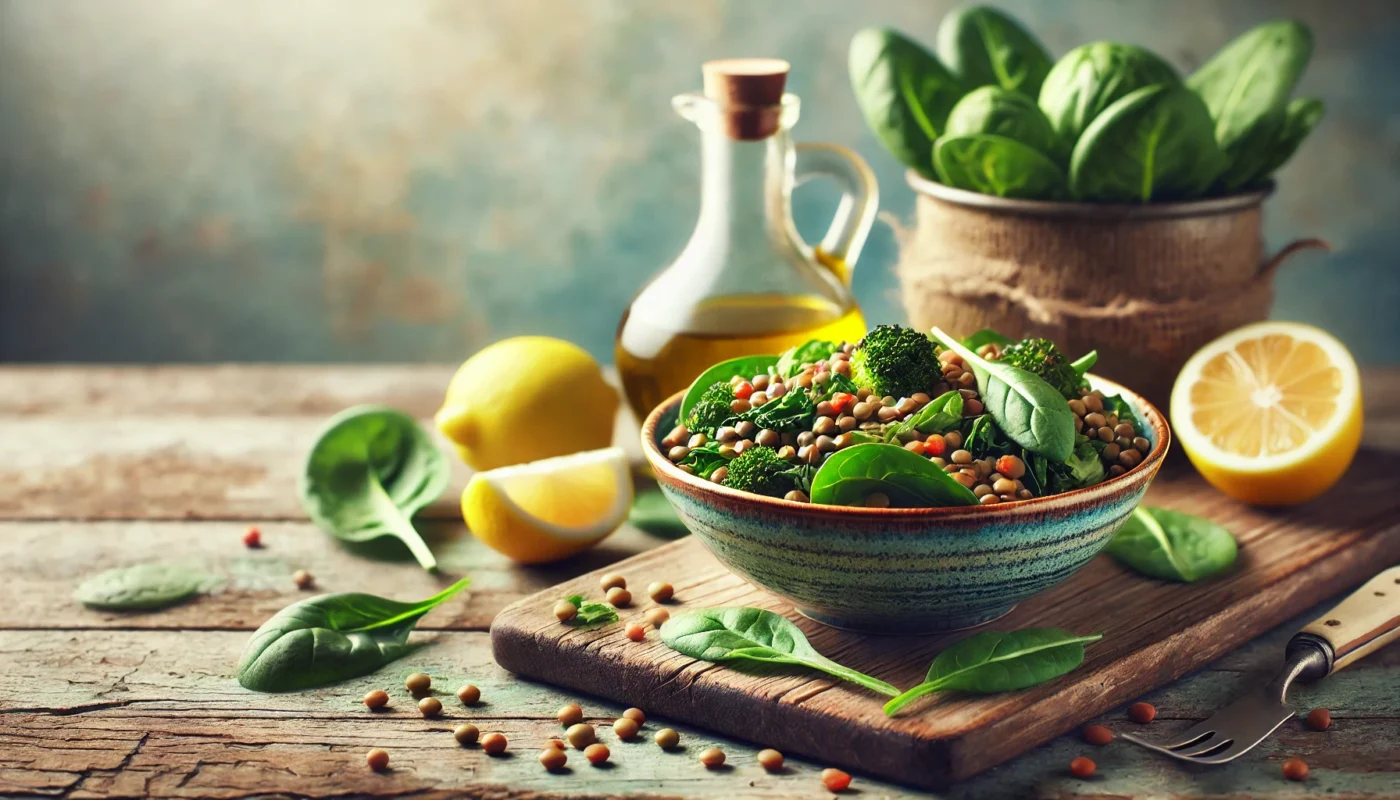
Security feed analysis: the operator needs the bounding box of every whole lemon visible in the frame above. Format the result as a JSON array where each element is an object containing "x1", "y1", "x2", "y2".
[{"x1": 436, "y1": 337, "x2": 618, "y2": 471}]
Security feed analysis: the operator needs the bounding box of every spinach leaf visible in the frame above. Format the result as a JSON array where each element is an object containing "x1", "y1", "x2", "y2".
[
  {"x1": 300, "y1": 406, "x2": 449, "y2": 572},
  {"x1": 934, "y1": 134, "x2": 1066, "y2": 200},
  {"x1": 1039, "y1": 42, "x2": 1180, "y2": 147},
  {"x1": 1070, "y1": 83, "x2": 1225, "y2": 203},
  {"x1": 732, "y1": 387, "x2": 817, "y2": 434},
  {"x1": 1187, "y1": 20, "x2": 1312, "y2": 155},
  {"x1": 565, "y1": 594, "x2": 620, "y2": 628},
  {"x1": 931, "y1": 328, "x2": 1076, "y2": 462},
  {"x1": 1242, "y1": 97, "x2": 1324, "y2": 187},
  {"x1": 809, "y1": 443, "x2": 978, "y2": 508},
  {"x1": 884, "y1": 628, "x2": 1102, "y2": 716},
  {"x1": 1020, "y1": 448, "x2": 1049, "y2": 496},
  {"x1": 776, "y1": 340, "x2": 840, "y2": 379},
  {"x1": 883, "y1": 390, "x2": 964, "y2": 442},
  {"x1": 1106, "y1": 507, "x2": 1238, "y2": 583},
  {"x1": 629, "y1": 488, "x2": 689, "y2": 538},
  {"x1": 962, "y1": 414, "x2": 1012, "y2": 459},
  {"x1": 678, "y1": 441, "x2": 728, "y2": 480},
  {"x1": 849, "y1": 27, "x2": 965, "y2": 175},
  {"x1": 945, "y1": 86, "x2": 1065, "y2": 163},
  {"x1": 75, "y1": 564, "x2": 214, "y2": 611},
  {"x1": 960, "y1": 328, "x2": 1013, "y2": 351},
  {"x1": 1069, "y1": 350, "x2": 1098, "y2": 376},
  {"x1": 816, "y1": 372, "x2": 861, "y2": 402},
  {"x1": 236, "y1": 578, "x2": 470, "y2": 692},
  {"x1": 1046, "y1": 436, "x2": 1105, "y2": 492},
  {"x1": 937, "y1": 5, "x2": 1052, "y2": 98},
  {"x1": 679, "y1": 356, "x2": 779, "y2": 420},
  {"x1": 660, "y1": 607, "x2": 899, "y2": 697}
]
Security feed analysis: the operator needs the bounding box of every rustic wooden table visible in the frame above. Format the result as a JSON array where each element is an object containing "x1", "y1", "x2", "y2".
[{"x1": 1, "y1": 365, "x2": 1397, "y2": 799}]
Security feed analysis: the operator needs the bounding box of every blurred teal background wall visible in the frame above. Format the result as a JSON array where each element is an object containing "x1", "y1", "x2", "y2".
[{"x1": 2, "y1": 0, "x2": 1396, "y2": 364}]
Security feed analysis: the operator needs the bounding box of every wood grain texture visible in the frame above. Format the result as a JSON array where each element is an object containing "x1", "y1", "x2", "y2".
[
  {"x1": 492, "y1": 459, "x2": 1400, "y2": 788},
  {"x1": 2, "y1": 365, "x2": 1398, "y2": 799},
  {"x1": 0, "y1": 520, "x2": 667, "y2": 631}
]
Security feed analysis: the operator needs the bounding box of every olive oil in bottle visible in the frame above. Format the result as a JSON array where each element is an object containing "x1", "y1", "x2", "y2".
[{"x1": 613, "y1": 59, "x2": 878, "y2": 420}]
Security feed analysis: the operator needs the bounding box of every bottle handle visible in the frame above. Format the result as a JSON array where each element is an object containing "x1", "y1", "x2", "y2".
[{"x1": 794, "y1": 142, "x2": 878, "y2": 286}]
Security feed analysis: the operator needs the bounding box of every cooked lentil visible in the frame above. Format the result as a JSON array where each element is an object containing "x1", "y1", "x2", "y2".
[
  {"x1": 366, "y1": 748, "x2": 390, "y2": 771},
  {"x1": 1069, "y1": 756, "x2": 1096, "y2": 778},
  {"x1": 480, "y1": 733, "x2": 508, "y2": 755},
  {"x1": 453, "y1": 723, "x2": 479, "y2": 745},
  {"x1": 553, "y1": 599, "x2": 578, "y2": 622},
  {"x1": 363, "y1": 689, "x2": 389, "y2": 710},
  {"x1": 613, "y1": 717, "x2": 640, "y2": 740},
  {"x1": 699, "y1": 747, "x2": 726, "y2": 768},
  {"x1": 644, "y1": 607, "x2": 671, "y2": 626},
  {"x1": 539, "y1": 747, "x2": 567, "y2": 770},
  {"x1": 405, "y1": 673, "x2": 431, "y2": 695},
  {"x1": 606, "y1": 586, "x2": 632, "y2": 607},
  {"x1": 456, "y1": 684, "x2": 480, "y2": 705},
  {"x1": 565, "y1": 723, "x2": 597, "y2": 749},
  {"x1": 417, "y1": 697, "x2": 442, "y2": 718},
  {"x1": 557, "y1": 704, "x2": 584, "y2": 727},
  {"x1": 757, "y1": 748, "x2": 784, "y2": 770},
  {"x1": 654, "y1": 728, "x2": 680, "y2": 749}
]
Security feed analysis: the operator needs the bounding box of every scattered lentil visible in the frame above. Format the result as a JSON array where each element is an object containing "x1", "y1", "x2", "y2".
[
  {"x1": 1282, "y1": 758, "x2": 1309, "y2": 781},
  {"x1": 557, "y1": 704, "x2": 584, "y2": 727},
  {"x1": 481, "y1": 733, "x2": 508, "y2": 755},
  {"x1": 785, "y1": 489, "x2": 810, "y2": 502},
  {"x1": 366, "y1": 748, "x2": 390, "y2": 771},
  {"x1": 405, "y1": 673, "x2": 431, "y2": 695},
  {"x1": 600, "y1": 573, "x2": 626, "y2": 591},
  {"x1": 363, "y1": 690, "x2": 389, "y2": 711},
  {"x1": 456, "y1": 684, "x2": 480, "y2": 705},
  {"x1": 710, "y1": 466, "x2": 728, "y2": 483},
  {"x1": 644, "y1": 607, "x2": 671, "y2": 627},
  {"x1": 242, "y1": 527, "x2": 262, "y2": 548},
  {"x1": 585, "y1": 743, "x2": 611, "y2": 765},
  {"x1": 655, "y1": 728, "x2": 680, "y2": 749},
  {"x1": 1069, "y1": 756, "x2": 1096, "y2": 778},
  {"x1": 821, "y1": 768, "x2": 852, "y2": 791},
  {"x1": 539, "y1": 747, "x2": 567, "y2": 770},
  {"x1": 553, "y1": 600, "x2": 578, "y2": 622},
  {"x1": 566, "y1": 723, "x2": 597, "y2": 749},
  {"x1": 699, "y1": 747, "x2": 726, "y2": 768},
  {"x1": 417, "y1": 697, "x2": 442, "y2": 718},
  {"x1": 1082, "y1": 724, "x2": 1113, "y2": 746},
  {"x1": 758, "y1": 749, "x2": 784, "y2": 771},
  {"x1": 1306, "y1": 707, "x2": 1331, "y2": 731},
  {"x1": 626, "y1": 623, "x2": 646, "y2": 641},
  {"x1": 613, "y1": 717, "x2": 640, "y2": 740},
  {"x1": 453, "y1": 723, "x2": 479, "y2": 745},
  {"x1": 546, "y1": 738, "x2": 567, "y2": 750},
  {"x1": 623, "y1": 707, "x2": 646, "y2": 724},
  {"x1": 606, "y1": 587, "x2": 632, "y2": 607},
  {"x1": 292, "y1": 569, "x2": 315, "y2": 590},
  {"x1": 648, "y1": 581, "x2": 675, "y2": 603},
  {"x1": 1127, "y1": 702, "x2": 1156, "y2": 724}
]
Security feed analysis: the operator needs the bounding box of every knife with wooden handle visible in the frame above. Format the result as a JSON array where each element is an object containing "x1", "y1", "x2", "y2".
[{"x1": 1293, "y1": 564, "x2": 1400, "y2": 674}]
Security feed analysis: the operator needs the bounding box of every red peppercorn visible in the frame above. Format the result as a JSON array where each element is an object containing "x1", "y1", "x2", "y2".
[
  {"x1": 626, "y1": 623, "x2": 646, "y2": 642},
  {"x1": 924, "y1": 434, "x2": 947, "y2": 456},
  {"x1": 1069, "y1": 756, "x2": 1096, "y2": 778},
  {"x1": 821, "y1": 768, "x2": 851, "y2": 792},
  {"x1": 733, "y1": 381, "x2": 754, "y2": 400},
  {"x1": 1082, "y1": 724, "x2": 1113, "y2": 746},
  {"x1": 242, "y1": 527, "x2": 262, "y2": 548},
  {"x1": 831, "y1": 392, "x2": 856, "y2": 414},
  {"x1": 1305, "y1": 707, "x2": 1331, "y2": 731},
  {"x1": 1128, "y1": 702, "x2": 1156, "y2": 724},
  {"x1": 1282, "y1": 758, "x2": 1309, "y2": 781}
]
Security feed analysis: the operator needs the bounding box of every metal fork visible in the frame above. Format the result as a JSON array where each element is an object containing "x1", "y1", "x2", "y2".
[{"x1": 1122, "y1": 565, "x2": 1400, "y2": 764}]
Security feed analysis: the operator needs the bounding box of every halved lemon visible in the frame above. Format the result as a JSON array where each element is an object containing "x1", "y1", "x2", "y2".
[
  {"x1": 462, "y1": 447, "x2": 633, "y2": 564},
  {"x1": 1171, "y1": 322, "x2": 1362, "y2": 506}
]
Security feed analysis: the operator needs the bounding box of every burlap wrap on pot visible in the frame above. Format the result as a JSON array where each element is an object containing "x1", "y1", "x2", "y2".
[{"x1": 896, "y1": 172, "x2": 1325, "y2": 411}]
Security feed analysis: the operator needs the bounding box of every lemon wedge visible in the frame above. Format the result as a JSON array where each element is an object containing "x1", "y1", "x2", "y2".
[
  {"x1": 1171, "y1": 321, "x2": 1362, "y2": 506},
  {"x1": 462, "y1": 447, "x2": 633, "y2": 563}
]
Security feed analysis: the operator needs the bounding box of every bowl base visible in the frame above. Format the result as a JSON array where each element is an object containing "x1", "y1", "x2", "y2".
[{"x1": 795, "y1": 604, "x2": 1017, "y2": 636}]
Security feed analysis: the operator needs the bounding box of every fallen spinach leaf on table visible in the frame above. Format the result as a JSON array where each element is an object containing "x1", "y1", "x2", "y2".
[
  {"x1": 565, "y1": 594, "x2": 620, "y2": 628},
  {"x1": 884, "y1": 628, "x2": 1103, "y2": 716},
  {"x1": 809, "y1": 442, "x2": 978, "y2": 508},
  {"x1": 661, "y1": 607, "x2": 899, "y2": 697},
  {"x1": 237, "y1": 577, "x2": 470, "y2": 692},
  {"x1": 300, "y1": 405, "x2": 449, "y2": 572},
  {"x1": 75, "y1": 564, "x2": 214, "y2": 610},
  {"x1": 628, "y1": 487, "x2": 689, "y2": 538},
  {"x1": 1106, "y1": 506, "x2": 1238, "y2": 582},
  {"x1": 932, "y1": 328, "x2": 1076, "y2": 462}
]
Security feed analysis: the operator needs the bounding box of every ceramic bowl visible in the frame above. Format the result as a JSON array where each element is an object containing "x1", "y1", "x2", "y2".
[{"x1": 641, "y1": 376, "x2": 1171, "y2": 634}]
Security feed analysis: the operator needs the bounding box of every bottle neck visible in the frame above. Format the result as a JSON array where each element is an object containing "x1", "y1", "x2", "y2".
[{"x1": 694, "y1": 126, "x2": 790, "y2": 252}]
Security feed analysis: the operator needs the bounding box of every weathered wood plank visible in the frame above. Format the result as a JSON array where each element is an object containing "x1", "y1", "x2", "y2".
[
  {"x1": 491, "y1": 461, "x2": 1400, "y2": 788},
  {"x1": 1, "y1": 629, "x2": 1395, "y2": 799},
  {"x1": 0, "y1": 520, "x2": 668, "y2": 631}
]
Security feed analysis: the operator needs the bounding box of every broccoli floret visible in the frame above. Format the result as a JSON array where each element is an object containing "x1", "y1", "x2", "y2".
[
  {"x1": 685, "y1": 382, "x2": 735, "y2": 433},
  {"x1": 1000, "y1": 338, "x2": 1081, "y2": 399},
  {"x1": 849, "y1": 325, "x2": 942, "y2": 398},
  {"x1": 723, "y1": 446, "x2": 794, "y2": 498}
]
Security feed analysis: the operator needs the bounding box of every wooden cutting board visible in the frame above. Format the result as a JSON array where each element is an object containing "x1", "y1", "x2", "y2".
[{"x1": 491, "y1": 453, "x2": 1400, "y2": 789}]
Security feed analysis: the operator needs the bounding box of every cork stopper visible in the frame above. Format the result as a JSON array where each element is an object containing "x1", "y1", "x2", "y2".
[{"x1": 702, "y1": 58, "x2": 790, "y2": 140}]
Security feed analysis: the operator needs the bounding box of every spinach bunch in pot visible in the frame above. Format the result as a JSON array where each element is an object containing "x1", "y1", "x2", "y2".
[{"x1": 848, "y1": 6, "x2": 1322, "y2": 202}]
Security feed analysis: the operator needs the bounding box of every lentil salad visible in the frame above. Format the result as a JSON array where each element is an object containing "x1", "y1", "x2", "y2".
[{"x1": 659, "y1": 325, "x2": 1151, "y2": 507}]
